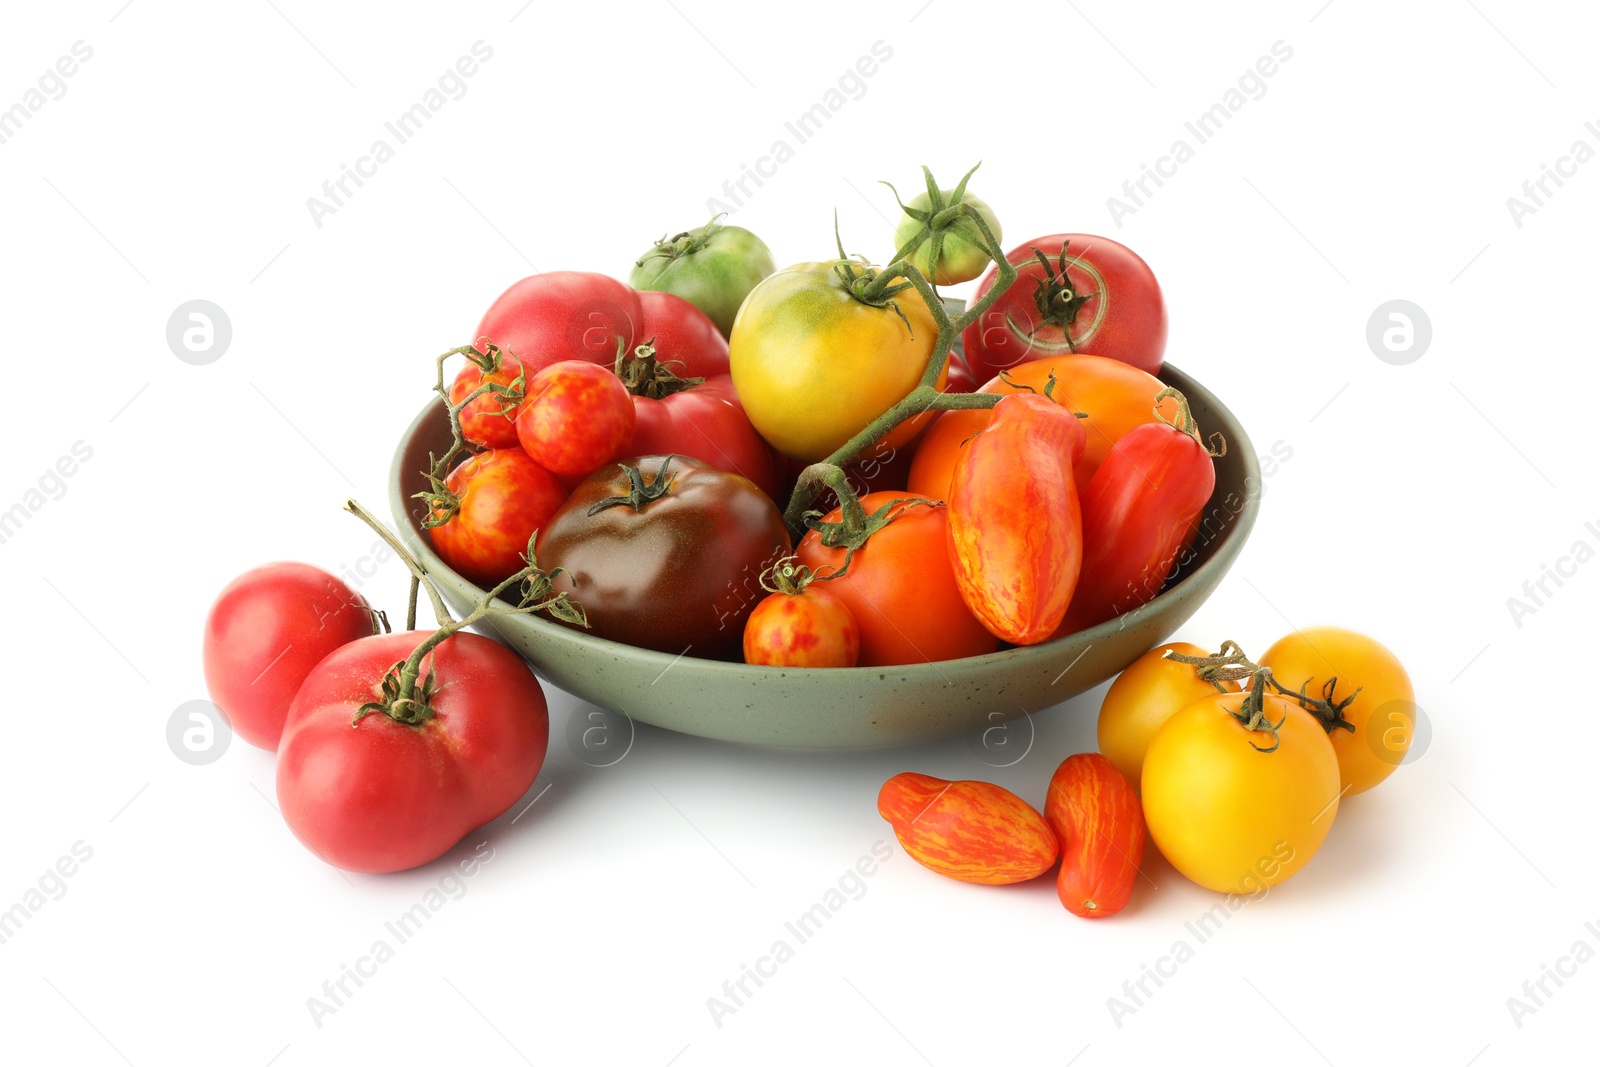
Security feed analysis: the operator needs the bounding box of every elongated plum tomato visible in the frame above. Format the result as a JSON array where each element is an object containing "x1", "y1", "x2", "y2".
[
  {"x1": 729, "y1": 261, "x2": 943, "y2": 463},
  {"x1": 795, "y1": 493, "x2": 998, "y2": 666},
  {"x1": 743, "y1": 579, "x2": 860, "y2": 668},
  {"x1": 947, "y1": 393, "x2": 1086, "y2": 645},
  {"x1": 276, "y1": 630, "x2": 548, "y2": 874},
  {"x1": 1142, "y1": 692, "x2": 1340, "y2": 894},
  {"x1": 961, "y1": 234, "x2": 1167, "y2": 379},
  {"x1": 1258, "y1": 627, "x2": 1416, "y2": 796},
  {"x1": 629, "y1": 217, "x2": 776, "y2": 338},
  {"x1": 878, "y1": 772, "x2": 1058, "y2": 885},
  {"x1": 1057, "y1": 389, "x2": 1219, "y2": 635},
  {"x1": 203, "y1": 563, "x2": 376, "y2": 750},
  {"x1": 515, "y1": 360, "x2": 636, "y2": 479},
  {"x1": 476, "y1": 271, "x2": 643, "y2": 377},
  {"x1": 536, "y1": 456, "x2": 792, "y2": 659},
  {"x1": 1097, "y1": 642, "x2": 1238, "y2": 789},
  {"x1": 908, "y1": 354, "x2": 1165, "y2": 500},
  {"x1": 1046, "y1": 753, "x2": 1145, "y2": 918},
  {"x1": 450, "y1": 347, "x2": 528, "y2": 449},
  {"x1": 427, "y1": 448, "x2": 567, "y2": 589}
]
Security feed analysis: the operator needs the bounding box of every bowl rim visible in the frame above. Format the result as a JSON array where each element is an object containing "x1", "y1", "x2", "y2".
[{"x1": 389, "y1": 361, "x2": 1260, "y2": 677}]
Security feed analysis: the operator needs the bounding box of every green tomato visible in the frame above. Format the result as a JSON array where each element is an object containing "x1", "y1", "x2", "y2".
[
  {"x1": 893, "y1": 189, "x2": 1002, "y2": 286},
  {"x1": 628, "y1": 218, "x2": 775, "y2": 338}
]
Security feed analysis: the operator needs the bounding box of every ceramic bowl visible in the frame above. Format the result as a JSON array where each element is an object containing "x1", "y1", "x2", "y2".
[{"x1": 389, "y1": 363, "x2": 1258, "y2": 748}]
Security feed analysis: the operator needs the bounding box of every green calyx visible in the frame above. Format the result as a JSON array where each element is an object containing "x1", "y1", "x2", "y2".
[
  {"x1": 614, "y1": 338, "x2": 703, "y2": 400},
  {"x1": 636, "y1": 215, "x2": 724, "y2": 268},
  {"x1": 883, "y1": 162, "x2": 995, "y2": 286},
  {"x1": 587, "y1": 456, "x2": 678, "y2": 516},
  {"x1": 1026, "y1": 242, "x2": 1098, "y2": 341}
]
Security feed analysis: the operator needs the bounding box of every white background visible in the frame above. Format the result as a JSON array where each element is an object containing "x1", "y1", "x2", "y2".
[{"x1": 2, "y1": 1, "x2": 1595, "y2": 1064}]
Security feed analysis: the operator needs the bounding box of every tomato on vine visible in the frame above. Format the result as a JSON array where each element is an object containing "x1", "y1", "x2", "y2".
[{"x1": 742, "y1": 556, "x2": 860, "y2": 668}]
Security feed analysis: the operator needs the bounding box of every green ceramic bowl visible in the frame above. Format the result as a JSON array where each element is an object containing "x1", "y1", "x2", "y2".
[{"x1": 389, "y1": 363, "x2": 1258, "y2": 749}]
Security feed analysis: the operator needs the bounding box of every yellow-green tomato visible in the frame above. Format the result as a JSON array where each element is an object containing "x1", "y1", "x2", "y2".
[
  {"x1": 893, "y1": 190, "x2": 1002, "y2": 285},
  {"x1": 1097, "y1": 642, "x2": 1237, "y2": 791},
  {"x1": 1142, "y1": 692, "x2": 1341, "y2": 895},
  {"x1": 728, "y1": 261, "x2": 941, "y2": 463},
  {"x1": 1259, "y1": 627, "x2": 1415, "y2": 796}
]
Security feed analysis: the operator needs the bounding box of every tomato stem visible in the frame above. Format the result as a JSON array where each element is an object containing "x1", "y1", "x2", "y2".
[
  {"x1": 613, "y1": 338, "x2": 704, "y2": 399},
  {"x1": 344, "y1": 498, "x2": 452, "y2": 628},
  {"x1": 1163, "y1": 642, "x2": 1360, "y2": 737}
]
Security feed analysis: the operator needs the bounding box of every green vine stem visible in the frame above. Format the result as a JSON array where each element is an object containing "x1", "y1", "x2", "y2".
[
  {"x1": 1164, "y1": 641, "x2": 1361, "y2": 738},
  {"x1": 344, "y1": 499, "x2": 452, "y2": 628},
  {"x1": 343, "y1": 502, "x2": 585, "y2": 727},
  {"x1": 781, "y1": 177, "x2": 1019, "y2": 536},
  {"x1": 1153, "y1": 386, "x2": 1227, "y2": 457}
]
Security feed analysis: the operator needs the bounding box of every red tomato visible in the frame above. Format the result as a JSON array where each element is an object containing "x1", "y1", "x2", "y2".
[
  {"x1": 796, "y1": 493, "x2": 998, "y2": 666},
  {"x1": 618, "y1": 344, "x2": 781, "y2": 500},
  {"x1": 427, "y1": 448, "x2": 567, "y2": 589},
  {"x1": 942, "y1": 349, "x2": 979, "y2": 394},
  {"x1": 1057, "y1": 389, "x2": 1218, "y2": 635},
  {"x1": 947, "y1": 394, "x2": 1086, "y2": 645},
  {"x1": 743, "y1": 581, "x2": 860, "y2": 668},
  {"x1": 449, "y1": 347, "x2": 527, "y2": 449},
  {"x1": 202, "y1": 563, "x2": 376, "y2": 750},
  {"x1": 276, "y1": 630, "x2": 548, "y2": 873},
  {"x1": 962, "y1": 235, "x2": 1167, "y2": 380},
  {"x1": 1045, "y1": 753, "x2": 1146, "y2": 918},
  {"x1": 515, "y1": 360, "x2": 636, "y2": 479},
  {"x1": 636, "y1": 290, "x2": 730, "y2": 378},
  {"x1": 476, "y1": 271, "x2": 644, "y2": 376}
]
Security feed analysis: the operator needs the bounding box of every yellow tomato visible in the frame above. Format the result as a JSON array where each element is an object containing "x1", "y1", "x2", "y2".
[
  {"x1": 728, "y1": 261, "x2": 941, "y2": 463},
  {"x1": 1142, "y1": 692, "x2": 1341, "y2": 894},
  {"x1": 1259, "y1": 627, "x2": 1415, "y2": 796},
  {"x1": 1097, "y1": 642, "x2": 1237, "y2": 790}
]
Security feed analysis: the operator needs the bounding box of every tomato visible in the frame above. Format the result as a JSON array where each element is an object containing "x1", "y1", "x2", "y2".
[
  {"x1": 537, "y1": 456, "x2": 791, "y2": 658},
  {"x1": 947, "y1": 394, "x2": 1085, "y2": 645},
  {"x1": 1097, "y1": 642, "x2": 1237, "y2": 789},
  {"x1": 796, "y1": 492, "x2": 998, "y2": 666},
  {"x1": 961, "y1": 234, "x2": 1167, "y2": 380},
  {"x1": 942, "y1": 349, "x2": 978, "y2": 394},
  {"x1": 515, "y1": 360, "x2": 636, "y2": 479},
  {"x1": 476, "y1": 271, "x2": 644, "y2": 376},
  {"x1": 202, "y1": 563, "x2": 376, "y2": 750},
  {"x1": 742, "y1": 561, "x2": 860, "y2": 668},
  {"x1": 426, "y1": 448, "x2": 567, "y2": 589},
  {"x1": 1259, "y1": 627, "x2": 1416, "y2": 795},
  {"x1": 891, "y1": 183, "x2": 1002, "y2": 286},
  {"x1": 1058, "y1": 390, "x2": 1219, "y2": 634},
  {"x1": 878, "y1": 773, "x2": 1058, "y2": 885},
  {"x1": 449, "y1": 346, "x2": 527, "y2": 450},
  {"x1": 729, "y1": 261, "x2": 943, "y2": 463},
  {"x1": 629, "y1": 218, "x2": 776, "y2": 338},
  {"x1": 1142, "y1": 692, "x2": 1341, "y2": 894},
  {"x1": 1046, "y1": 753, "x2": 1146, "y2": 918},
  {"x1": 908, "y1": 354, "x2": 1165, "y2": 500},
  {"x1": 636, "y1": 290, "x2": 730, "y2": 378},
  {"x1": 618, "y1": 348, "x2": 780, "y2": 501},
  {"x1": 276, "y1": 630, "x2": 548, "y2": 873}
]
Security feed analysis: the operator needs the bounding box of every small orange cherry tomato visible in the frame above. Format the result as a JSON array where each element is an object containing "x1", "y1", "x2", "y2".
[{"x1": 742, "y1": 559, "x2": 860, "y2": 668}]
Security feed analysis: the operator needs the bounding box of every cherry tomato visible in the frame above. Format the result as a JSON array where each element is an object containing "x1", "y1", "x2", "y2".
[
  {"x1": 729, "y1": 260, "x2": 942, "y2": 463},
  {"x1": 277, "y1": 630, "x2": 548, "y2": 873},
  {"x1": 537, "y1": 456, "x2": 791, "y2": 659},
  {"x1": 1142, "y1": 692, "x2": 1341, "y2": 894},
  {"x1": 202, "y1": 563, "x2": 376, "y2": 750},
  {"x1": 1058, "y1": 390, "x2": 1219, "y2": 635},
  {"x1": 515, "y1": 360, "x2": 636, "y2": 479},
  {"x1": 636, "y1": 290, "x2": 730, "y2": 378},
  {"x1": 908, "y1": 354, "x2": 1165, "y2": 500},
  {"x1": 1046, "y1": 753, "x2": 1146, "y2": 918},
  {"x1": 476, "y1": 271, "x2": 644, "y2": 377},
  {"x1": 1097, "y1": 642, "x2": 1237, "y2": 789},
  {"x1": 743, "y1": 565, "x2": 860, "y2": 668},
  {"x1": 1259, "y1": 627, "x2": 1416, "y2": 795},
  {"x1": 427, "y1": 448, "x2": 567, "y2": 589},
  {"x1": 962, "y1": 234, "x2": 1167, "y2": 380},
  {"x1": 892, "y1": 183, "x2": 1002, "y2": 285},
  {"x1": 947, "y1": 394, "x2": 1086, "y2": 645},
  {"x1": 449, "y1": 347, "x2": 527, "y2": 450},
  {"x1": 796, "y1": 492, "x2": 998, "y2": 666}
]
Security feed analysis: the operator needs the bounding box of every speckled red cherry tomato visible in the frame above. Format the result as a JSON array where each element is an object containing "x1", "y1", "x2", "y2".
[
  {"x1": 515, "y1": 360, "x2": 636, "y2": 479},
  {"x1": 743, "y1": 562, "x2": 860, "y2": 668},
  {"x1": 428, "y1": 448, "x2": 566, "y2": 589},
  {"x1": 449, "y1": 346, "x2": 527, "y2": 449}
]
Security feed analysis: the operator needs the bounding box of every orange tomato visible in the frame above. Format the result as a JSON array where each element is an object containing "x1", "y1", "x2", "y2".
[
  {"x1": 795, "y1": 492, "x2": 998, "y2": 666},
  {"x1": 908, "y1": 354, "x2": 1166, "y2": 500}
]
